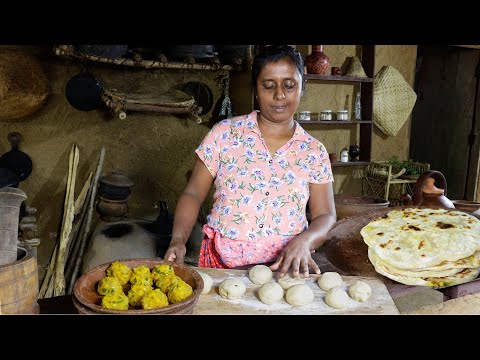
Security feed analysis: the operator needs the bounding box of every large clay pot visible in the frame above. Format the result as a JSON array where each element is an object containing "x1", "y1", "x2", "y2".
[
  {"x1": 305, "y1": 45, "x2": 330, "y2": 75},
  {"x1": 401, "y1": 170, "x2": 455, "y2": 209}
]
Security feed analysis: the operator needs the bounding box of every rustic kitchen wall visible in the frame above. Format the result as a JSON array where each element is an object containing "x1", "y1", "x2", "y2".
[{"x1": 0, "y1": 45, "x2": 418, "y2": 283}]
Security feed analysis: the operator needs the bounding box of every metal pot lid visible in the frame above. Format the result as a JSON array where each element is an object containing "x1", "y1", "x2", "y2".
[{"x1": 99, "y1": 172, "x2": 134, "y2": 188}]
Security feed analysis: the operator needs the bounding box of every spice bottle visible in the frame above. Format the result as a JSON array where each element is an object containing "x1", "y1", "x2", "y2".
[{"x1": 340, "y1": 148, "x2": 349, "y2": 163}]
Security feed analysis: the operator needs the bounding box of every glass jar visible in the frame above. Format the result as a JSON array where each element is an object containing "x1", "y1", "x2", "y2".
[
  {"x1": 320, "y1": 110, "x2": 333, "y2": 121},
  {"x1": 336, "y1": 110, "x2": 349, "y2": 121},
  {"x1": 298, "y1": 111, "x2": 311, "y2": 121}
]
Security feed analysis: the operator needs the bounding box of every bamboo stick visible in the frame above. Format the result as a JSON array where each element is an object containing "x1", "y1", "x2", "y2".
[
  {"x1": 66, "y1": 172, "x2": 93, "y2": 263},
  {"x1": 65, "y1": 183, "x2": 94, "y2": 285},
  {"x1": 67, "y1": 146, "x2": 105, "y2": 294},
  {"x1": 38, "y1": 243, "x2": 58, "y2": 299},
  {"x1": 74, "y1": 172, "x2": 92, "y2": 216},
  {"x1": 54, "y1": 144, "x2": 79, "y2": 296}
]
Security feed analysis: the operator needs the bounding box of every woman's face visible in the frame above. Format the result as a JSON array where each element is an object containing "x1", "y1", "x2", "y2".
[{"x1": 255, "y1": 58, "x2": 303, "y2": 123}]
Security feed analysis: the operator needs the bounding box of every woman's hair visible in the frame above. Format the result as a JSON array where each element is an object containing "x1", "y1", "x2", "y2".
[{"x1": 251, "y1": 45, "x2": 305, "y2": 93}]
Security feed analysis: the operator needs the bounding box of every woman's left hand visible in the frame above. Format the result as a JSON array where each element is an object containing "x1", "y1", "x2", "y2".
[{"x1": 269, "y1": 236, "x2": 320, "y2": 278}]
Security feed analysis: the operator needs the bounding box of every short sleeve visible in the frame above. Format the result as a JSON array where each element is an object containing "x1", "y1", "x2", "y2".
[
  {"x1": 194, "y1": 123, "x2": 223, "y2": 178},
  {"x1": 308, "y1": 141, "x2": 334, "y2": 184}
]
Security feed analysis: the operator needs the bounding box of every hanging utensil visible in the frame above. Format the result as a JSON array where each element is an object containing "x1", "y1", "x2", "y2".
[
  {"x1": 0, "y1": 167, "x2": 20, "y2": 188},
  {"x1": 211, "y1": 75, "x2": 233, "y2": 124},
  {"x1": 0, "y1": 132, "x2": 32, "y2": 182},
  {"x1": 65, "y1": 65, "x2": 103, "y2": 111}
]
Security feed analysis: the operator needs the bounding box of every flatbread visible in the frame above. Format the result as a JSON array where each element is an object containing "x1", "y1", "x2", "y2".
[
  {"x1": 371, "y1": 258, "x2": 480, "y2": 287},
  {"x1": 368, "y1": 248, "x2": 465, "y2": 278},
  {"x1": 360, "y1": 207, "x2": 480, "y2": 269}
]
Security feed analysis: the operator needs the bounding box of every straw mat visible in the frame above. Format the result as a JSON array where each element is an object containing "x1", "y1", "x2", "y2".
[{"x1": 373, "y1": 66, "x2": 417, "y2": 137}]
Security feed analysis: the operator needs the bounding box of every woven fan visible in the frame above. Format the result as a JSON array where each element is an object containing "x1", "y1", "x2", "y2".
[
  {"x1": 344, "y1": 56, "x2": 367, "y2": 77},
  {"x1": 373, "y1": 66, "x2": 417, "y2": 137}
]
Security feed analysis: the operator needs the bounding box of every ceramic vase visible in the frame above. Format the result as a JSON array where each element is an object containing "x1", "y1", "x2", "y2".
[{"x1": 305, "y1": 45, "x2": 330, "y2": 75}]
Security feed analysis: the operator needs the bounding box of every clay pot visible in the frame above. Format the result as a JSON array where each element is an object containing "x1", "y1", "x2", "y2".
[
  {"x1": 305, "y1": 45, "x2": 330, "y2": 75},
  {"x1": 73, "y1": 258, "x2": 203, "y2": 314},
  {"x1": 402, "y1": 170, "x2": 455, "y2": 209},
  {"x1": 96, "y1": 196, "x2": 128, "y2": 221},
  {"x1": 334, "y1": 194, "x2": 390, "y2": 220}
]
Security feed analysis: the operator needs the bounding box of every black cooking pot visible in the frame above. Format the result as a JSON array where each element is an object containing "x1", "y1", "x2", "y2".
[
  {"x1": 65, "y1": 67, "x2": 103, "y2": 111},
  {"x1": 0, "y1": 167, "x2": 20, "y2": 188},
  {"x1": 0, "y1": 132, "x2": 32, "y2": 184}
]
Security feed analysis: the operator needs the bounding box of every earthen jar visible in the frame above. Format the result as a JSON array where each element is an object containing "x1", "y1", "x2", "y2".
[{"x1": 305, "y1": 45, "x2": 330, "y2": 75}]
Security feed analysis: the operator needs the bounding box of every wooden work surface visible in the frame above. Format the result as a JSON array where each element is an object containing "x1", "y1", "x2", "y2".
[{"x1": 192, "y1": 267, "x2": 399, "y2": 315}]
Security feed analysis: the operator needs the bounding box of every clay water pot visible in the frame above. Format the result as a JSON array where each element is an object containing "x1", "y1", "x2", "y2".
[
  {"x1": 401, "y1": 170, "x2": 455, "y2": 209},
  {"x1": 305, "y1": 45, "x2": 330, "y2": 75}
]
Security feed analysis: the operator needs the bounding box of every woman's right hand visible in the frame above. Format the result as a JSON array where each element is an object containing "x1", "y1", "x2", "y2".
[{"x1": 163, "y1": 241, "x2": 187, "y2": 263}]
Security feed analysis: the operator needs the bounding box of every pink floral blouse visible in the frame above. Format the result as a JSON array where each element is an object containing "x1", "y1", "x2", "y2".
[{"x1": 195, "y1": 111, "x2": 333, "y2": 267}]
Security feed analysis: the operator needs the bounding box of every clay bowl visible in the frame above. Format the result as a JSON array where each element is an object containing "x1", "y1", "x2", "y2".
[
  {"x1": 73, "y1": 258, "x2": 204, "y2": 314},
  {"x1": 334, "y1": 194, "x2": 390, "y2": 220},
  {"x1": 451, "y1": 200, "x2": 480, "y2": 215}
]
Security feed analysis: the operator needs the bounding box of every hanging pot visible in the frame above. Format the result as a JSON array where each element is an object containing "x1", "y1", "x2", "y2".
[
  {"x1": 65, "y1": 66, "x2": 103, "y2": 111},
  {"x1": 0, "y1": 168, "x2": 20, "y2": 188},
  {"x1": 0, "y1": 132, "x2": 32, "y2": 183}
]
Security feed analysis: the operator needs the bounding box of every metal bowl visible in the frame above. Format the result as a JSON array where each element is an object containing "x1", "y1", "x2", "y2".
[{"x1": 73, "y1": 258, "x2": 203, "y2": 314}]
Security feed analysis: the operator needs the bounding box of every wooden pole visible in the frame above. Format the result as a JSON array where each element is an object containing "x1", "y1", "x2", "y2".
[
  {"x1": 67, "y1": 146, "x2": 105, "y2": 294},
  {"x1": 54, "y1": 144, "x2": 79, "y2": 296}
]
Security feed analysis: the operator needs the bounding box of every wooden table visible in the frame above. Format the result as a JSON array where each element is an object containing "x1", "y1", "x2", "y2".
[{"x1": 192, "y1": 267, "x2": 399, "y2": 315}]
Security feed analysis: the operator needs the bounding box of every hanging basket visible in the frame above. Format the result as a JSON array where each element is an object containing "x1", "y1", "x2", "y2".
[
  {"x1": 373, "y1": 65, "x2": 417, "y2": 137},
  {"x1": 0, "y1": 49, "x2": 49, "y2": 120}
]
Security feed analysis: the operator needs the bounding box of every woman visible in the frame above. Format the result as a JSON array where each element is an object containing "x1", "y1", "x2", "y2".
[{"x1": 164, "y1": 45, "x2": 336, "y2": 278}]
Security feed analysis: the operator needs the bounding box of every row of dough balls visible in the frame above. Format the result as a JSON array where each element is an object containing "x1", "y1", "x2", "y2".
[{"x1": 199, "y1": 265, "x2": 372, "y2": 309}]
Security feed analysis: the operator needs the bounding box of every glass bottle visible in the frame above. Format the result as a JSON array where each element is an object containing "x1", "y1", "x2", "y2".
[{"x1": 354, "y1": 92, "x2": 362, "y2": 121}]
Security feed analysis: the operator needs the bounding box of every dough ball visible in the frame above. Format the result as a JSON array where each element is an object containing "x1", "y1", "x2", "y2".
[
  {"x1": 318, "y1": 272, "x2": 343, "y2": 291},
  {"x1": 277, "y1": 273, "x2": 306, "y2": 290},
  {"x1": 325, "y1": 287, "x2": 349, "y2": 309},
  {"x1": 197, "y1": 272, "x2": 213, "y2": 295},
  {"x1": 348, "y1": 280, "x2": 372, "y2": 302},
  {"x1": 248, "y1": 265, "x2": 273, "y2": 285},
  {"x1": 219, "y1": 278, "x2": 246, "y2": 299},
  {"x1": 285, "y1": 284, "x2": 314, "y2": 307},
  {"x1": 258, "y1": 282, "x2": 284, "y2": 305}
]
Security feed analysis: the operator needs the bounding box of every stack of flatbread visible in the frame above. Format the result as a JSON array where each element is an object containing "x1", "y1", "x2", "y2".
[{"x1": 360, "y1": 207, "x2": 480, "y2": 287}]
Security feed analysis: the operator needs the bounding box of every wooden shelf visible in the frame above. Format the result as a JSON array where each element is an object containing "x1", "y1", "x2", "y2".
[
  {"x1": 331, "y1": 161, "x2": 370, "y2": 167},
  {"x1": 305, "y1": 74, "x2": 374, "y2": 83},
  {"x1": 298, "y1": 120, "x2": 373, "y2": 124},
  {"x1": 54, "y1": 45, "x2": 235, "y2": 72}
]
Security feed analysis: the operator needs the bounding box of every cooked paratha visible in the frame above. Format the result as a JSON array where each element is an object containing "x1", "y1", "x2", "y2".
[
  {"x1": 371, "y1": 257, "x2": 480, "y2": 287},
  {"x1": 360, "y1": 207, "x2": 480, "y2": 270},
  {"x1": 368, "y1": 248, "x2": 465, "y2": 278}
]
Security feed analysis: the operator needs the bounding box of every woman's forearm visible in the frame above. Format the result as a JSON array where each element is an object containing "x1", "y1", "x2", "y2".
[
  {"x1": 170, "y1": 190, "x2": 203, "y2": 246},
  {"x1": 301, "y1": 213, "x2": 337, "y2": 250}
]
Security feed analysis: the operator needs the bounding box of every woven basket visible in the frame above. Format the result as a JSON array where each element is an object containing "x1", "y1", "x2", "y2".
[
  {"x1": 344, "y1": 56, "x2": 367, "y2": 77},
  {"x1": 373, "y1": 66, "x2": 417, "y2": 137},
  {"x1": 0, "y1": 49, "x2": 49, "y2": 121}
]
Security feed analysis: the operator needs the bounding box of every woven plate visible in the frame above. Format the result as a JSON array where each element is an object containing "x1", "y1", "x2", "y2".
[{"x1": 373, "y1": 66, "x2": 417, "y2": 137}]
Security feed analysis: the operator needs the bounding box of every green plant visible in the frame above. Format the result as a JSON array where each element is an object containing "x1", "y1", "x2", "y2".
[{"x1": 387, "y1": 156, "x2": 420, "y2": 176}]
